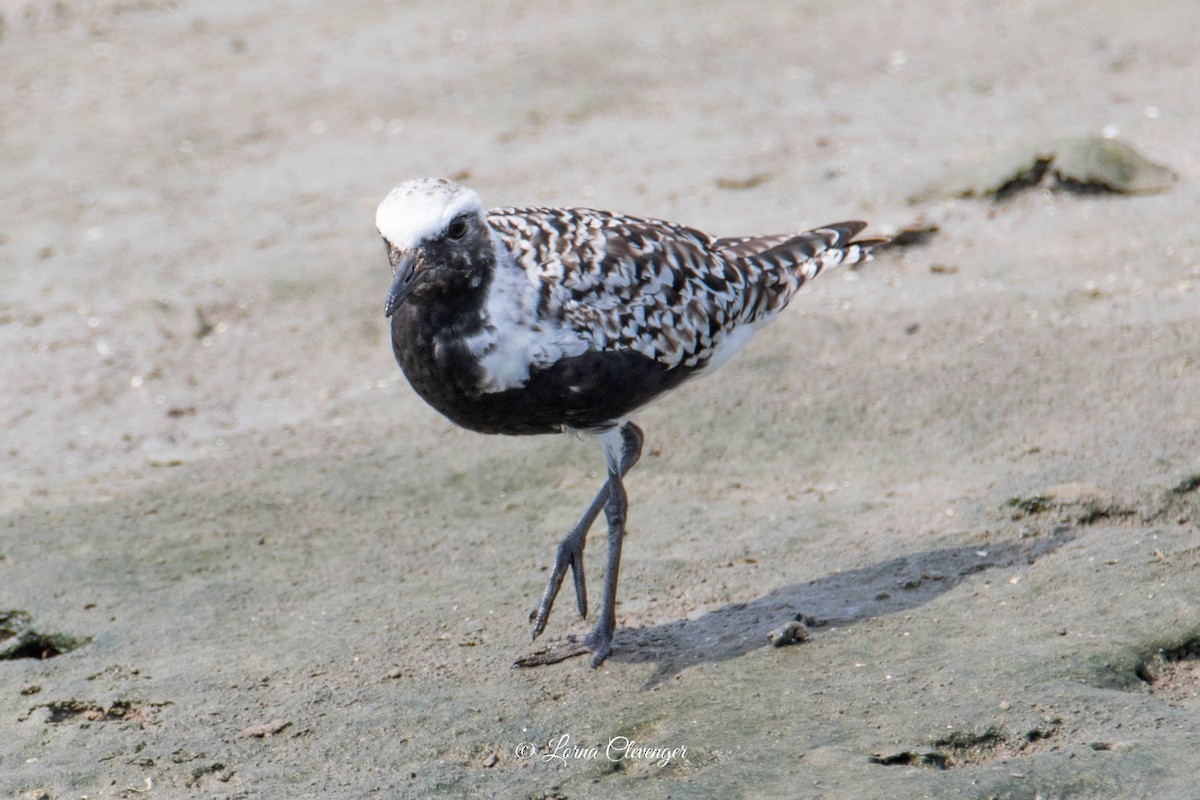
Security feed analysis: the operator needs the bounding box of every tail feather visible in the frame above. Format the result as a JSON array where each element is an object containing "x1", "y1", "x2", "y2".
[
  {"x1": 731, "y1": 221, "x2": 887, "y2": 284},
  {"x1": 712, "y1": 233, "x2": 796, "y2": 257}
]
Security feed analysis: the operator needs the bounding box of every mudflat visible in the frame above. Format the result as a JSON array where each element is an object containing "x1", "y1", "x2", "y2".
[{"x1": 2, "y1": 2, "x2": 1198, "y2": 797}]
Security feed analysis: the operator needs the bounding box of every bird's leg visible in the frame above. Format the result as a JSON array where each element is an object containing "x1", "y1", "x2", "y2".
[
  {"x1": 517, "y1": 422, "x2": 644, "y2": 668},
  {"x1": 582, "y1": 424, "x2": 635, "y2": 666},
  {"x1": 527, "y1": 422, "x2": 643, "y2": 639}
]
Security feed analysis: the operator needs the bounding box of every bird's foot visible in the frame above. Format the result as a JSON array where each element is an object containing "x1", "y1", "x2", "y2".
[
  {"x1": 513, "y1": 627, "x2": 614, "y2": 669},
  {"x1": 529, "y1": 531, "x2": 590, "y2": 641}
]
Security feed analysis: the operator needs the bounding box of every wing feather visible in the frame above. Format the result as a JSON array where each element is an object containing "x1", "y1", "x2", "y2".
[{"x1": 486, "y1": 208, "x2": 879, "y2": 371}]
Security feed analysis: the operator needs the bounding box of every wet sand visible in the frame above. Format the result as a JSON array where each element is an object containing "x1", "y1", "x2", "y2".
[{"x1": 2, "y1": 1, "x2": 1199, "y2": 796}]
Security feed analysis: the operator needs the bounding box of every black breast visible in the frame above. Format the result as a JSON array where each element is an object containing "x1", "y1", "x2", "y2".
[{"x1": 391, "y1": 309, "x2": 696, "y2": 436}]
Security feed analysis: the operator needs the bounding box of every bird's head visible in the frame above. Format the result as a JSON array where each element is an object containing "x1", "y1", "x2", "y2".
[{"x1": 376, "y1": 178, "x2": 490, "y2": 317}]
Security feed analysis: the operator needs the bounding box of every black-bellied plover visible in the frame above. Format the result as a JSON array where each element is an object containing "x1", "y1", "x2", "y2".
[{"x1": 377, "y1": 178, "x2": 885, "y2": 667}]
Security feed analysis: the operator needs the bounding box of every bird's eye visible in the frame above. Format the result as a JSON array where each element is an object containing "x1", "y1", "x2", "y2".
[{"x1": 446, "y1": 217, "x2": 468, "y2": 240}]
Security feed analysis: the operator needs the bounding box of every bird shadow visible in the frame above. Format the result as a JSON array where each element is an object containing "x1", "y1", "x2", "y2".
[{"x1": 607, "y1": 527, "x2": 1075, "y2": 688}]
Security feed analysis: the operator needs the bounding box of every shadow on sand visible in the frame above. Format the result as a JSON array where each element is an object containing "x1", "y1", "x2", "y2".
[{"x1": 608, "y1": 528, "x2": 1074, "y2": 687}]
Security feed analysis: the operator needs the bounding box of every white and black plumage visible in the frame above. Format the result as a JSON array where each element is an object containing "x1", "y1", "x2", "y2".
[{"x1": 377, "y1": 177, "x2": 885, "y2": 668}]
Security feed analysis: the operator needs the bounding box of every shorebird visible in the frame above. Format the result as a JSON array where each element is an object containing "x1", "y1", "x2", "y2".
[{"x1": 377, "y1": 178, "x2": 885, "y2": 667}]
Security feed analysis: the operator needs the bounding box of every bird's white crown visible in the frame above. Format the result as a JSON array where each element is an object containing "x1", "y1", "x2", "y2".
[{"x1": 376, "y1": 178, "x2": 484, "y2": 250}]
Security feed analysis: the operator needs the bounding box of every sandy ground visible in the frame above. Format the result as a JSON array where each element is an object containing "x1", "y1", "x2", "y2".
[{"x1": 3, "y1": 1, "x2": 1200, "y2": 797}]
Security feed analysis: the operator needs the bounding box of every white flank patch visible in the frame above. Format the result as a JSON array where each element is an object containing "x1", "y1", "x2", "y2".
[
  {"x1": 466, "y1": 238, "x2": 589, "y2": 393},
  {"x1": 703, "y1": 315, "x2": 775, "y2": 371},
  {"x1": 376, "y1": 178, "x2": 484, "y2": 249}
]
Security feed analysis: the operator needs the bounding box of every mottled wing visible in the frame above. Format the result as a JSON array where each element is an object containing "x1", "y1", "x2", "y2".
[
  {"x1": 487, "y1": 208, "x2": 880, "y2": 371},
  {"x1": 488, "y1": 207, "x2": 754, "y2": 369}
]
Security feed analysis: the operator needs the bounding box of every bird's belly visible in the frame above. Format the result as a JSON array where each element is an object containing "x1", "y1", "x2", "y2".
[{"x1": 393, "y1": 323, "x2": 695, "y2": 436}]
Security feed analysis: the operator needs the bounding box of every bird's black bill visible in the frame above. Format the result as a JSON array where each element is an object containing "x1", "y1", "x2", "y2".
[{"x1": 384, "y1": 255, "x2": 419, "y2": 317}]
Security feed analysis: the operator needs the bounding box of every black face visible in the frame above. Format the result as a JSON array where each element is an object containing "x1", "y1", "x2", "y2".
[
  {"x1": 420, "y1": 214, "x2": 492, "y2": 292},
  {"x1": 384, "y1": 212, "x2": 495, "y2": 317}
]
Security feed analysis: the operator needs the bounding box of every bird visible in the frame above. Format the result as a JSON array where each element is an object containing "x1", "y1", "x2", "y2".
[{"x1": 376, "y1": 177, "x2": 885, "y2": 668}]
